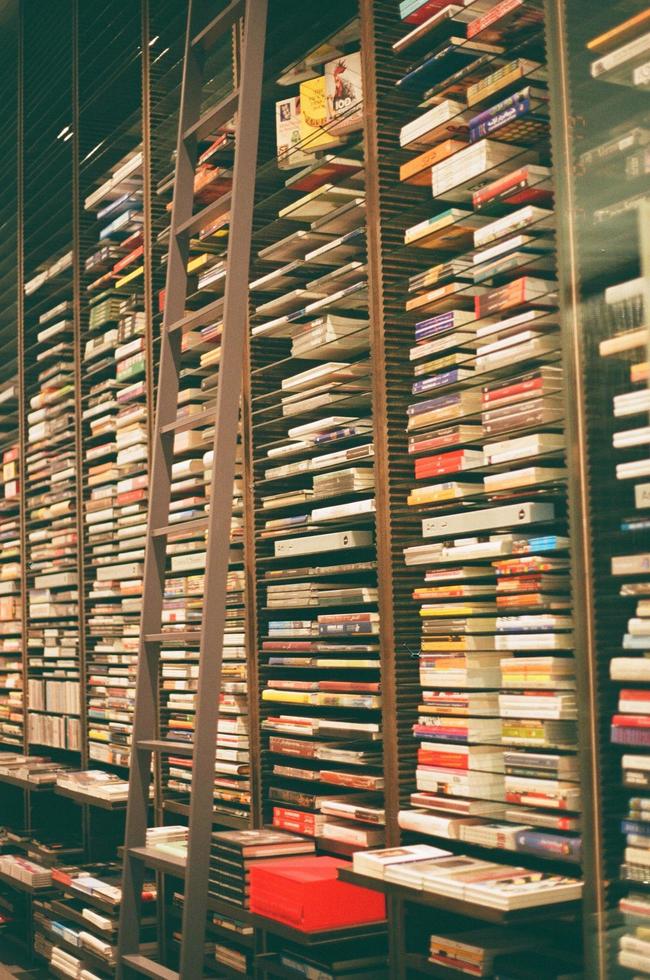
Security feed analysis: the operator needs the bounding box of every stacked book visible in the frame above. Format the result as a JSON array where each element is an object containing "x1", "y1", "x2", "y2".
[
  {"x1": 209, "y1": 830, "x2": 315, "y2": 908},
  {"x1": 394, "y1": 0, "x2": 582, "y2": 880},
  {"x1": 0, "y1": 433, "x2": 23, "y2": 746},
  {"x1": 0, "y1": 755, "x2": 71, "y2": 786},
  {"x1": 24, "y1": 276, "x2": 81, "y2": 752},
  {"x1": 82, "y1": 148, "x2": 147, "y2": 769},
  {"x1": 146, "y1": 825, "x2": 188, "y2": 862},
  {"x1": 0, "y1": 853, "x2": 52, "y2": 888},
  {"x1": 55, "y1": 769, "x2": 129, "y2": 803},
  {"x1": 155, "y1": 127, "x2": 252, "y2": 824},
  {"x1": 428, "y1": 926, "x2": 537, "y2": 976},
  {"x1": 352, "y1": 846, "x2": 581, "y2": 910},
  {"x1": 249, "y1": 27, "x2": 387, "y2": 851}
]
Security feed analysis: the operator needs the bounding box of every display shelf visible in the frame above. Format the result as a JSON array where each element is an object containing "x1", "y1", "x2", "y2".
[
  {"x1": 0, "y1": 867, "x2": 54, "y2": 896},
  {"x1": 250, "y1": 912, "x2": 386, "y2": 947},
  {"x1": 54, "y1": 784, "x2": 128, "y2": 811},
  {"x1": 338, "y1": 868, "x2": 580, "y2": 925}
]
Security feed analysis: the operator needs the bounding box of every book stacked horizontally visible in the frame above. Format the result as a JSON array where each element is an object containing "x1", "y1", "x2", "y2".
[
  {"x1": 0, "y1": 437, "x2": 23, "y2": 746},
  {"x1": 0, "y1": 854, "x2": 52, "y2": 888},
  {"x1": 394, "y1": 0, "x2": 582, "y2": 889},
  {"x1": 55, "y1": 769, "x2": 129, "y2": 802},
  {"x1": 25, "y1": 288, "x2": 81, "y2": 753},
  {"x1": 209, "y1": 830, "x2": 315, "y2": 908},
  {"x1": 83, "y1": 148, "x2": 147, "y2": 770}
]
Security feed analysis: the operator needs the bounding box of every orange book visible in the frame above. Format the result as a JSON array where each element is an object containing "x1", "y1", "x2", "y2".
[
  {"x1": 400, "y1": 138, "x2": 466, "y2": 185},
  {"x1": 587, "y1": 10, "x2": 650, "y2": 54}
]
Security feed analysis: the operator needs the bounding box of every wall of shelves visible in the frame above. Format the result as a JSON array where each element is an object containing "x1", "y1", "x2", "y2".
[{"x1": 0, "y1": 0, "x2": 647, "y2": 977}]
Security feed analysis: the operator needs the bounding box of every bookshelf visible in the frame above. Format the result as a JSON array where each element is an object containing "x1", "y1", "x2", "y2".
[
  {"x1": 547, "y1": 1, "x2": 650, "y2": 977},
  {"x1": 0, "y1": 0, "x2": 645, "y2": 976}
]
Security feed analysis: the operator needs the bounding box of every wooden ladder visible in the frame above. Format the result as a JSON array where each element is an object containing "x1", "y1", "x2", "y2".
[{"x1": 116, "y1": 1, "x2": 266, "y2": 976}]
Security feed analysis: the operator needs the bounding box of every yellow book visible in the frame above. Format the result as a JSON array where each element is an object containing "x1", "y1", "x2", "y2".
[
  {"x1": 115, "y1": 265, "x2": 144, "y2": 289},
  {"x1": 299, "y1": 76, "x2": 339, "y2": 152}
]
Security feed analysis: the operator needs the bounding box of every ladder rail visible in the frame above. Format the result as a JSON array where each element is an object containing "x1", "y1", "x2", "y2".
[
  {"x1": 117, "y1": 0, "x2": 205, "y2": 969},
  {"x1": 178, "y1": 2, "x2": 267, "y2": 975}
]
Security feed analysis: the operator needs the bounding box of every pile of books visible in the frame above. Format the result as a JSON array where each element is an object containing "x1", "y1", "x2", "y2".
[
  {"x1": 55, "y1": 769, "x2": 129, "y2": 803},
  {"x1": 394, "y1": 0, "x2": 582, "y2": 879},
  {"x1": 0, "y1": 434, "x2": 23, "y2": 746},
  {"x1": 428, "y1": 926, "x2": 537, "y2": 976},
  {"x1": 146, "y1": 825, "x2": 188, "y2": 862},
  {"x1": 248, "y1": 23, "x2": 387, "y2": 852},
  {"x1": 619, "y1": 891, "x2": 650, "y2": 974},
  {"x1": 83, "y1": 148, "x2": 147, "y2": 769},
  {"x1": 24, "y1": 282, "x2": 81, "y2": 752},
  {"x1": 0, "y1": 755, "x2": 71, "y2": 786},
  {"x1": 0, "y1": 853, "x2": 52, "y2": 888},
  {"x1": 154, "y1": 124, "x2": 252, "y2": 824},
  {"x1": 209, "y1": 829, "x2": 315, "y2": 908},
  {"x1": 352, "y1": 846, "x2": 581, "y2": 911}
]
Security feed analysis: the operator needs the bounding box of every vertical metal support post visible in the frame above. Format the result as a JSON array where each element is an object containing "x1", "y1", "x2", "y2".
[{"x1": 544, "y1": 2, "x2": 607, "y2": 977}]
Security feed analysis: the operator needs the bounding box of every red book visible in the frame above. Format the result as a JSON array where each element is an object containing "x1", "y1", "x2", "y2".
[
  {"x1": 467, "y1": 0, "x2": 521, "y2": 38},
  {"x1": 113, "y1": 244, "x2": 144, "y2": 275},
  {"x1": 482, "y1": 375, "x2": 545, "y2": 404},
  {"x1": 418, "y1": 753, "x2": 469, "y2": 770},
  {"x1": 318, "y1": 681, "x2": 381, "y2": 693},
  {"x1": 473, "y1": 165, "x2": 551, "y2": 210},
  {"x1": 250, "y1": 856, "x2": 385, "y2": 931},
  {"x1": 122, "y1": 229, "x2": 143, "y2": 251},
  {"x1": 620, "y1": 689, "x2": 650, "y2": 701},
  {"x1": 613, "y1": 714, "x2": 650, "y2": 727},
  {"x1": 117, "y1": 489, "x2": 146, "y2": 506}
]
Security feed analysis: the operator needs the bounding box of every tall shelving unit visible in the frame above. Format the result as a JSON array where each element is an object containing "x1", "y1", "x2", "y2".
[{"x1": 0, "y1": 1, "x2": 647, "y2": 976}]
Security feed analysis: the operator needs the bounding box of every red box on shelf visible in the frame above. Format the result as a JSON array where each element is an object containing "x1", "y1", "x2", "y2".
[{"x1": 250, "y1": 855, "x2": 386, "y2": 932}]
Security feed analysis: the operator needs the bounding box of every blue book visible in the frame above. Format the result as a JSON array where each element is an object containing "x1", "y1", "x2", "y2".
[{"x1": 514, "y1": 829, "x2": 582, "y2": 863}]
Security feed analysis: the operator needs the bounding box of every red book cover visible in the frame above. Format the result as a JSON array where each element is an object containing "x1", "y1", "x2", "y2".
[
  {"x1": 467, "y1": 0, "x2": 521, "y2": 38},
  {"x1": 418, "y1": 749, "x2": 468, "y2": 769},
  {"x1": 113, "y1": 244, "x2": 144, "y2": 275},
  {"x1": 612, "y1": 714, "x2": 650, "y2": 728},
  {"x1": 620, "y1": 690, "x2": 650, "y2": 701},
  {"x1": 116, "y1": 488, "x2": 146, "y2": 506},
  {"x1": 318, "y1": 681, "x2": 381, "y2": 693},
  {"x1": 482, "y1": 375, "x2": 544, "y2": 404},
  {"x1": 250, "y1": 856, "x2": 385, "y2": 931},
  {"x1": 473, "y1": 165, "x2": 542, "y2": 208},
  {"x1": 122, "y1": 229, "x2": 143, "y2": 251}
]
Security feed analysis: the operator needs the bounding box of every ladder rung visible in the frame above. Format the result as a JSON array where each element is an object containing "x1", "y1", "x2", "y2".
[
  {"x1": 152, "y1": 517, "x2": 209, "y2": 538},
  {"x1": 137, "y1": 740, "x2": 194, "y2": 756},
  {"x1": 167, "y1": 297, "x2": 224, "y2": 335},
  {"x1": 144, "y1": 632, "x2": 201, "y2": 643},
  {"x1": 176, "y1": 192, "x2": 232, "y2": 239},
  {"x1": 121, "y1": 953, "x2": 179, "y2": 980},
  {"x1": 191, "y1": 0, "x2": 245, "y2": 50},
  {"x1": 161, "y1": 407, "x2": 216, "y2": 435},
  {"x1": 184, "y1": 89, "x2": 239, "y2": 143}
]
